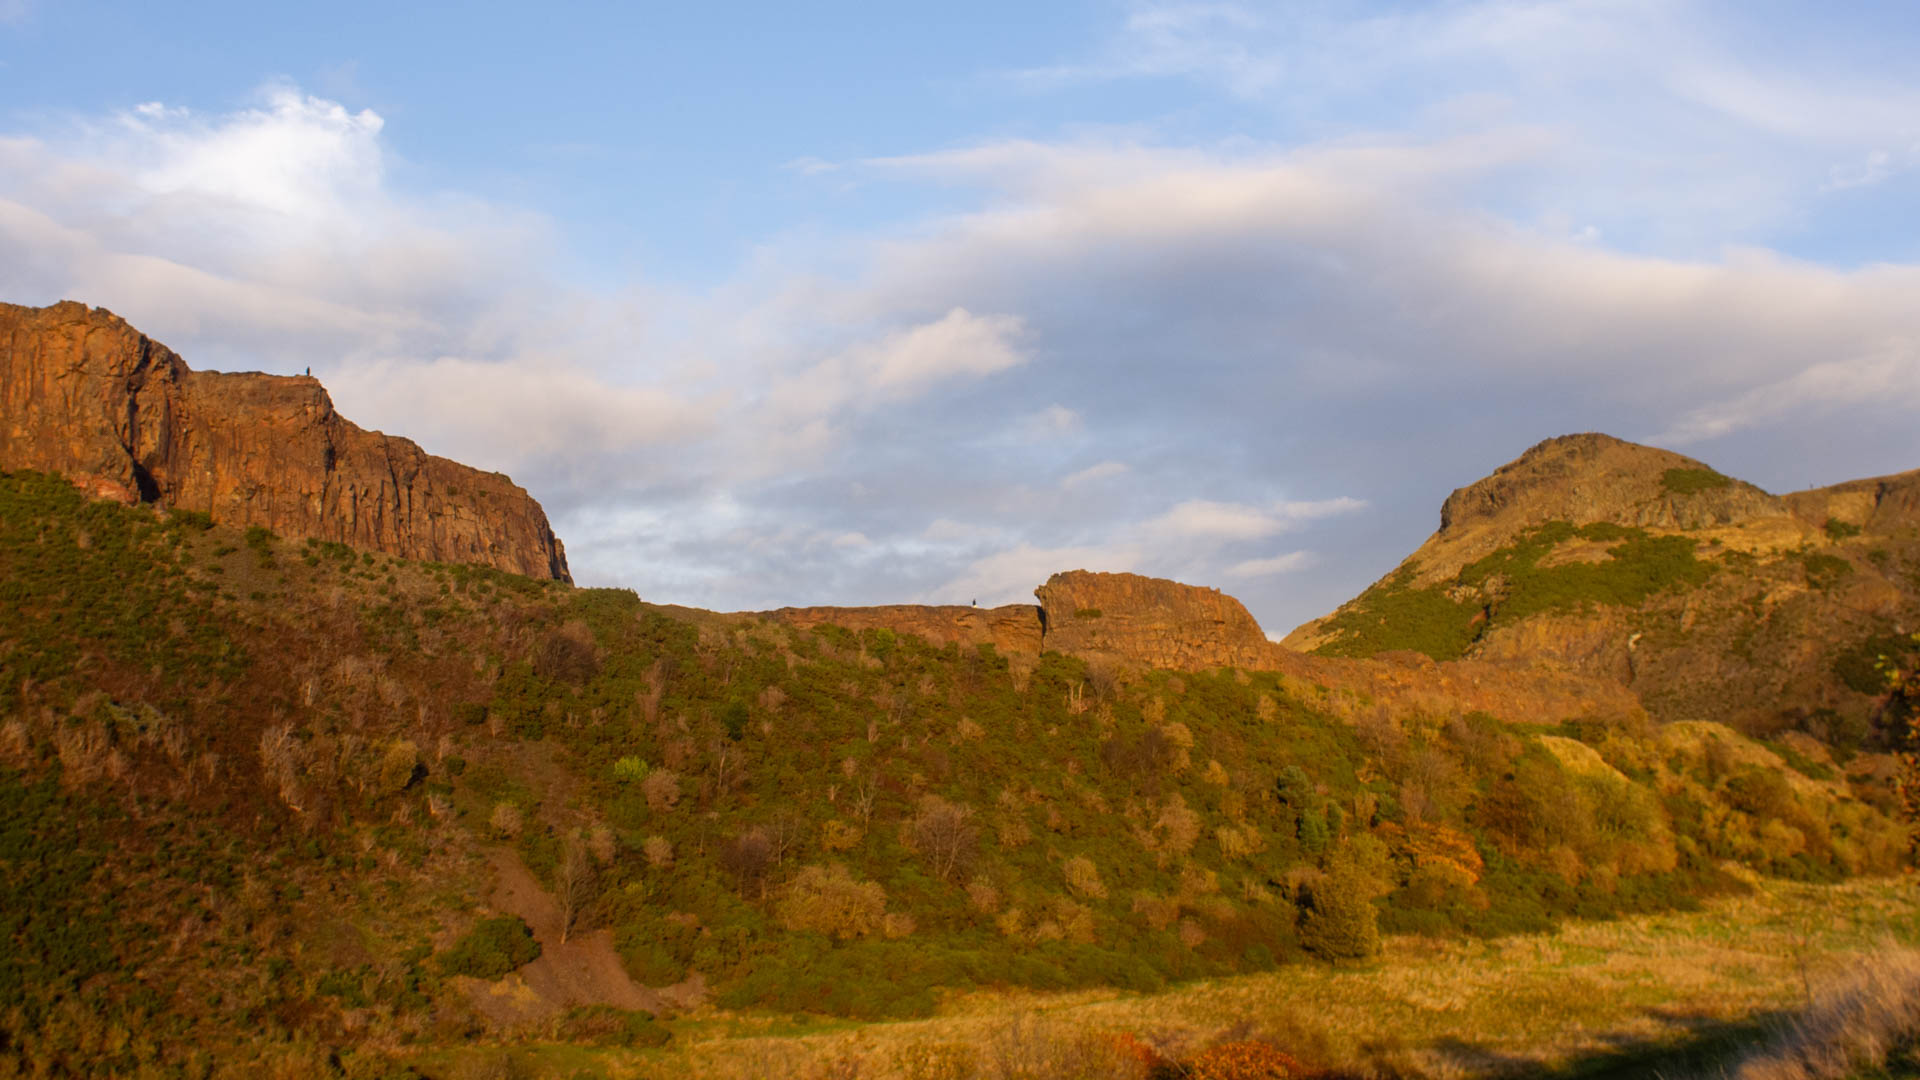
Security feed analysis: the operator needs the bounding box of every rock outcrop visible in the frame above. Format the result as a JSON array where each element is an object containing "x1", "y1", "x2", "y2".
[
  {"x1": 1034, "y1": 570, "x2": 1274, "y2": 670},
  {"x1": 0, "y1": 301, "x2": 570, "y2": 580},
  {"x1": 1784, "y1": 468, "x2": 1920, "y2": 534}
]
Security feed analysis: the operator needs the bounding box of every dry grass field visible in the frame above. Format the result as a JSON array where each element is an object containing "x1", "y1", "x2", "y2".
[{"x1": 415, "y1": 873, "x2": 1920, "y2": 1079}]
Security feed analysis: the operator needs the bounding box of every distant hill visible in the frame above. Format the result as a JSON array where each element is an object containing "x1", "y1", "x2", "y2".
[{"x1": 1285, "y1": 433, "x2": 1920, "y2": 745}]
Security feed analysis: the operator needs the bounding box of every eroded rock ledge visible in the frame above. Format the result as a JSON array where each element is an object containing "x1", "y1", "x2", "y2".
[
  {"x1": 761, "y1": 570, "x2": 1272, "y2": 672},
  {"x1": 0, "y1": 301, "x2": 569, "y2": 580}
]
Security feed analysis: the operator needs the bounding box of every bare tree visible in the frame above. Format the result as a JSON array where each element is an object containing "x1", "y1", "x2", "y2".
[
  {"x1": 720, "y1": 826, "x2": 774, "y2": 897},
  {"x1": 556, "y1": 836, "x2": 597, "y2": 944},
  {"x1": 765, "y1": 811, "x2": 808, "y2": 867},
  {"x1": 911, "y1": 796, "x2": 978, "y2": 882}
]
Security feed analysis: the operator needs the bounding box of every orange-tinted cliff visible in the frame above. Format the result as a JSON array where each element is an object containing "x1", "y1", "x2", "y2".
[{"x1": 0, "y1": 301, "x2": 570, "y2": 580}]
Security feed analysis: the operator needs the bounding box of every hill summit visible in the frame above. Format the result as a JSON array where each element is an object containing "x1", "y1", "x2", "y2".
[{"x1": 1287, "y1": 433, "x2": 1920, "y2": 739}]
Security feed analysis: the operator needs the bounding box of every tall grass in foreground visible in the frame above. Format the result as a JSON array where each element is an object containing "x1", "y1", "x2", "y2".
[{"x1": 1726, "y1": 946, "x2": 1920, "y2": 1080}]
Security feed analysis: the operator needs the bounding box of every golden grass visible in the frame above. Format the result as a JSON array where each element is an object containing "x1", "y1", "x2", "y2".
[{"x1": 425, "y1": 874, "x2": 1920, "y2": 1079}]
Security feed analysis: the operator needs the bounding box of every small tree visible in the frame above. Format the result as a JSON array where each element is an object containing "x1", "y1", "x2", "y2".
[
  {"x1": 911, "y1": 796, "x2": 978, "y2": 882},
  {"x1": 556, "y1": 836, "x2": 597, "y2": 943},
  {"x1": 489, "y1": 802, "x2": 525, "y2": 839},
  {"x1": 1299, "y1": 846, "x2": 1383, "y2": 962},
  {"x1": 720, "y1": 827, "x2": 774, "y2": 897},
  {"x1": 775, "y1": 864, "x2": 886, "y2": 939},
  {"x1": 1062, "y1": 855, "x2": 1107, "y2": 900}
]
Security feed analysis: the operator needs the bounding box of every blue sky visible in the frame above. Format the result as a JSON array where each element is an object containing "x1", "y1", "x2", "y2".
[{"x1": 4, "y1": 1, "x2": 1919, "y2": 634}]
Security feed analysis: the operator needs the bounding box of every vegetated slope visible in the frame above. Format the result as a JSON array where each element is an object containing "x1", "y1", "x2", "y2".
[
  {"x1": 0, "y1": 300, "x2": 570, "y2": 580},
  {"x1": 1, "y1": 468, "x2": 1912, "y2": 1076},
  {"x1": 1287, "y1": 433, "x2": 1920, "y2": 745}
]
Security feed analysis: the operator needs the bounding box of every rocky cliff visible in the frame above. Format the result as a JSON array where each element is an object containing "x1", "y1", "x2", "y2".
[
  {"x1": 0, "y1": 301, "x2": 570, "y2": 580},
  {"x1": 1034, "y1": 570, "x2": 1274, "y2": 670}
]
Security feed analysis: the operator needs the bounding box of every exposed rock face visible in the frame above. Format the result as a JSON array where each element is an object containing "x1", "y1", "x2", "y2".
[
  {"x1": 1034, "y1": 570, "x2": 1273, "y2": 670},
  {"x1": 1, "y1": 301, "x2": 570, "y2": 580},
  {"x1": 1784, "y1": 468, "x2": 1920, "y2": 534},
  {"x1": 766, "y1": 604, "x2": 1043, "y2": 653}
]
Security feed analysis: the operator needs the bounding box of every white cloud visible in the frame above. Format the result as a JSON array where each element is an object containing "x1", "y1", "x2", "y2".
[
  {"x1": 1061, "y1": 461, "x2": 1128, "y2": 489},
  {"x1": 1655, "y1": 339, "x2": 1920, "y2": 445},
  {"x1": 1147, "y1": 498, "x2": 1289, "y2": 541},
  {"x1": 767, "y1": 307, "x2": 1029, "y2": 424},
  {"x1": 1228, "y1": 551, "x2": 1314, "y2": 578},
  {"x1": 1274, "y1": 496, "x2": 1367, "y2": 525},
  {"x1": 1017, "y1": 404, "x2": 1083, "y2": 440}
]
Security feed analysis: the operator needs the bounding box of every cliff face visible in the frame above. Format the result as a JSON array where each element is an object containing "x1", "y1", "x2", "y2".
[
  {"x1": 0, "y1": 301, "x2": 570, "y2": 580},
  {"x1": 1035, "y1": 570, "x2": 1274, "y2": 670}
]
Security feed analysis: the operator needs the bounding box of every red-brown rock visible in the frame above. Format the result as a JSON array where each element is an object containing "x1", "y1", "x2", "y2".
[
  {"x1": 1035, "y1": 570, "x2": 1273, "y2": 670},
  {"x1": 1, "y1": 301, "x2": 569, "y2": 580}
]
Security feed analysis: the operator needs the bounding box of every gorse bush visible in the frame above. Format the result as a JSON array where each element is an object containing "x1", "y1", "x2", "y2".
[
  {"x1": 437, "y1": 916, "x2": 541, "y2": 979},
  {"x1": 1662, "y1": 467, "x2": 1734, "y2": 495}
]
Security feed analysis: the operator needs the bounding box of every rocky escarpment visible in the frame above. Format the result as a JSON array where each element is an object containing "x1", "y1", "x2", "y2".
[
  {"x1": 0, "y1": 301, "x2": 569, "y2": 580},
  {"x1": 1784, "y1": 468, "x2": 1920, "y2": 534},
  {"x1": 763, "y1": 571, "x2": 1274, "y2": 673}
]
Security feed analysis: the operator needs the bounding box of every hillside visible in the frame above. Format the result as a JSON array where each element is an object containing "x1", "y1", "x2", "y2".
[
  {"x1": 1, "y1": 462, "x2": 1914, "y2": 1077},
  {"x1": 1286, "y1": 433, "x2": 1920, "y2": 743}
]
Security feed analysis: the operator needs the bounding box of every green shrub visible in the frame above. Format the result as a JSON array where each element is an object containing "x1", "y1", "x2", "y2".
[
  {"x1": 559, "y1": 1005, "x2": 671, "y2": 1048},
  {"x1": 1661, "y1": 467, "x2": 1732, "y2": 495},
  {"x1": 1298, "y1": 864, "x2": 1381, "y2": 962},
  {"x1": 1800, "y1": 552, "x2": 1853, "y2": 591},
  {"x1": 1823, "y1": 518, "x2": 1863, "y2": 541},
  {"x1": 1317, "y1": 522, "x2": 1711, "y2": 660},
  {"x1": 437, "y1": 916, "x2": 541, "y2": 979}
]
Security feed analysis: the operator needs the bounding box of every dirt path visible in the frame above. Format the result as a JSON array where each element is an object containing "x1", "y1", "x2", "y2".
[{"x1": 462, "y1": 848, "x2": 704, "y2": 1028}]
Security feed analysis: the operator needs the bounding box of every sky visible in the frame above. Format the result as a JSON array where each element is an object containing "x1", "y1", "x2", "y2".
[{"x1": 4, "y1": 1, "x2": 1919, "y2": 636}]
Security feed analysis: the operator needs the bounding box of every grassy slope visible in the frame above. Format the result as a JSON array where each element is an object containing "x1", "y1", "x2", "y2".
[
  {"x1": 438, "y1": 876, "x2": 1920, "y2": 1080},
  {"x1": 0, "y1": 470, "x2": 1912, "y2": 1077},
  {"x1": 1310, "y1": 522, "x2": 1717, "y2": 663}
]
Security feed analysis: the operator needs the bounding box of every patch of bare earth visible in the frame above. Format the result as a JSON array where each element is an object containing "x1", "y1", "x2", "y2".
[{"x1": 461, "y1": 847, "x2": 704, "y2": 1028}]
